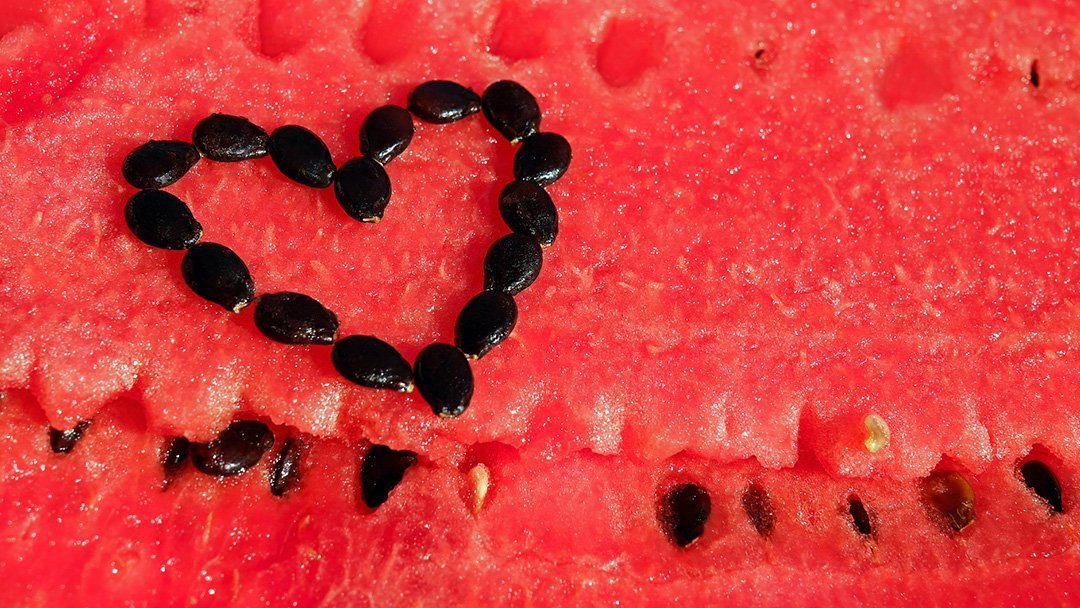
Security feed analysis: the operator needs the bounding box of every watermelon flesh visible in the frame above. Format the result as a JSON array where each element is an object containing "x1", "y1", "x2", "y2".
[{"x1": 2, "y1": 0, "x2": 1080, "y2": 604}]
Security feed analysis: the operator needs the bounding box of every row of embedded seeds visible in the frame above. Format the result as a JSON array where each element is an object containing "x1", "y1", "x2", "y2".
[{"x1": 121, "y1": 80, "x2": 571, "y2": 419}]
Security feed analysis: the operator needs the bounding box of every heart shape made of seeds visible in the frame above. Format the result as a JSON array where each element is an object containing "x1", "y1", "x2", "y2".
[{"x1": 121, "y1": 79, "x2": 571, "y2": 419}]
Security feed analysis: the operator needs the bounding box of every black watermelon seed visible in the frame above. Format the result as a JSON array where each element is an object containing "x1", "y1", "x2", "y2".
[
  {"x1": 333, "y1": 156, "x2": 392, "y2": 222},
  {"x1": 124, "y1": 190, "x2": 203, "y2": 250},
  {"x1": 498, "y1": 180, "x2": 559, "y2": 246},
  {"x1": 332, "y1": 335, "x2": 413, "y2": 392},
  {"x1": 270, "y1": 437, "x2": 306, "y2": 497},
  {"x1": 253, "y1": 292, "x2": 339, "y2": 345},
  {"x1": 406, "y1": 80, "x2": 482, "y2": 124},
  {"x1": 163, "y1": 436, "x2": 191, "y2": 478},
  {"x1": 455, "y1": 290, "x2": 518, "y2": 359},
  {"x1": 268, "y1": 125, "x2": 336, "y2": 188},
  {"x1": 122, "y1": 140, "x2": 201, "y2": 189},
  {"x1": 847, "y1": 496, "x2": 874, "y2": 536},
  {"x1": 191, "y1": 420, "x2": 274, "y2": 477},
  {"x1": 49, "y1": 420, "x2": 90, "y2": 454},
  {"x1": 513, "y1": 132, "x2": 572, "y2": 186},
  {"x1": 660, "y1": 483, "x2": 711, "y2": 547},
  {"x1": 414, "y1": 343, "x2": 474, "y2": 418},
  {"x1": 484, "y1": 233, "x2": 543, "y2": 295},
  {"x1": 181, "y1": 242, "x2": 256, "y2": 312},
  {"x1": 359, "y1": 105, "x2": 414, "y2": 165},
  {"x1": 922, "y1": 470, "x2": 976, "y2": 533},
  {"x1": 481, "y1": 80, "x2": 541, "y2": 143},
  {"x1": 361, "y1": 444, "x2": 418, "y2": 509},
  {"x1": 192, "y1": 113, "x2": 270, "y2": 162},
  {"x1": 742, "y1": 483, "x2": 776, "y2": 538},
  {"x1": 1020, "y1": 460, "x2": 1064, "y2": 513}
]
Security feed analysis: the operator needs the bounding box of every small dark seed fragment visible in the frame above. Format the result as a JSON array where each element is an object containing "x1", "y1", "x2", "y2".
[
  {"x1": 181, "y1": 242, "x2": 256, "y2": 312},
  {"x1": 270, "y1": 437, "x2": 306, "y2": 497},
  {"x1": 332, "y1": 335, "x2": 413, "y2": 392},
  {"x1": 484, "y1": 233, "x2": 543, "y2": 295},
  {"x1": 268, "y1": 125, "x2": 336, "y2": 188},
  {"x1": 124, "y1": 190, "x2": 202, "y2": 250},
  {"x1": 407, "y1": 80, "x2": 482, "y2": 124},
  {"x1": 513, "y1": 132, "x2": 572, "y2": 186},
  {"x1": 253, "y1": 292, "x2": 339, "y2": 345},
  {"x1": 922, "y1": 469, "x2": 976, "y2": 533},
  {"x1": 481, "y1": 80, "x2": 541, "y2": 143},
  {"x1": 333, "y1": 156, "x2": 392, "y2": 222},
  {"x1": 498, "y1": 180, "x2": 559, "y2": 246},
  {"x1": 361, "y1": 444, "x2": 418, "y2": 509},
  {"x1": 414, "y1": 343, "x2": 474, "y2": 418},
  {"x1": 191, "y1": 420, "x2": 274, "y2": 477},
  {"x1": 1030, "y1": 60, "x2": 1040, "y2": 88},
  {"x1": 192, "y1": 113, "x2": 270, "y2": 161},
  {"x1": 660, "y1": 483, "x2": 711, "y2": 547},
  {"x1": 49, "y1": 420, "x2": 90, "y2": 454},
  {"x1": 455, "y1": 291, "x2": 518, "y2": 359},
  {"x1": 122, "y1": 140, "x2": 201, "y2": 189},
  {"x1": 359, "y1": 105, "x2": 414, "y2": 165},
  {"x1": 742, "y1": 483, "x2": 776, "y2": 538},
  {"x1": 1020, "y1": 460, "x2": 1064, "y2": 513},
  {"x1": 847, "y1": 496, "x2": 874, "y2": 536},
  {"x1": 163, "y1": 436, "x2": 191, "y2": 478}
]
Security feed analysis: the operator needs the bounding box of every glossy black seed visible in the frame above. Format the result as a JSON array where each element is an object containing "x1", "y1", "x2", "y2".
[
  {"x1": 163, "y1": 436, "x2": 191, "y2": 478},
  {"x1": 191, "y1": 420, "x2": 274, "y2": 477},
  {"x1": 122, "y1": 140, "x2": 201, "y2": 189},
  {"x1": 498, "y1": 180, "x2": 559, "y2": 246},
  {"x1": 361, "y1": 444, "x2": 418, "y2": 509},
  {"x1": 192, "y1": 113, "x2": 269, "y2": 161},
  {"x1": 484, "y1": 233, "x2": 543, "y2": 295},
  {"x1": 455, "y1": 291, "x2": 518, "y2": 359},
  {"x1": 359, "y1": 105, "x2": 414, "y2": 165},
  {"x1": 481, "y1": 80, "x2": 541, "y2": 142},
  {"x1": 847, "y1": 496, "x2": 873, "y2": 536},
  {"x1": 181, "y1": 242, "x2": 256, "y2": 312},
  {"x1": 414, "y1": 343, "x2": 474, "y2": 418},
  {"x1": 407, "y1": 80, "x2": 482, "y2": 124},
  {"x1": 661, "y1": 483, "x2": 711, "y2": 547},
  {"x1": 124, "y1": 190, "x2": 202, "y2": 250},
  {"x1": 268, "y1": 125, "x2": 336, "y2": 188},
  {"x1": 49, "y1": 420, "x2": 90, "y2": 454},
  {"x1": 332, "y1": 335, "x2": 413, "y2": 392},
  {"x1": 270, "y1": 437, "x2": 306, "y2": 497},
  {"x1": 333, "y1": 156, "x2": 392, "y2": 222},
  {"x1": 922, "y1": 470, "x2": 976, "y2": 533},
  {"x1": 253, "y1": 292, "x2": 339, "y2": 345},
  {"x1": 513, "y1": 132, "x2": 572, "y2": 186},
  {"x1": 742, "y1": 483, "x2": 776, "y2": 538},
  {"x1": 1020, "y1": 460, "x2": 1064, "y2": 513}
]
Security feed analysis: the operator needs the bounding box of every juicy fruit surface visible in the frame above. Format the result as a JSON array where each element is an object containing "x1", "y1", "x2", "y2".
[{"x1": 2, "y1": 0, "x2": 1080, "y2": 604}]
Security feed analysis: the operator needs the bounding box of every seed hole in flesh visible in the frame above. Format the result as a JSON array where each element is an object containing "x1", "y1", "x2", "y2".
[
  {"x1": 660, "y1": 483, "x2": 711, "y2": 547},
  {"x1": 847, "y1": 495, "x2": 873, "y2": 537},
  {"x1": 752, "y1": 46, "x2": 774, "y2": 73},
  {"x1": 1020, "y1": 459, "x2": 1064, "y2": 513},
  {"x1": 922, "y1": 469, "x2": 976, "y2": 534},
  {"x1": 742, "y1": 482, "x2": 776, "y2": 539},
  {"x1": 270, "y1": 437, "x2": 306, "y2": 497},
  {"x1": 595, "y1": 16, "x2": 666, "y2": 88},
  {"x1": 360, "y1": 444, "x2": 418, "y2": 509},
  {"x1": 190, "y1": 420, "x2": 275, "y2": 477},
  {"x1": 49, "y1": 420, "x2": 90, "y2": 454}
]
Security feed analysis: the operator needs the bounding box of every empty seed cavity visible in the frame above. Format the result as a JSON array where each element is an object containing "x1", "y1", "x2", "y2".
[
  {"x1": 922, "y1": 469, "x2": 976, "y2": 534},
  {"x1": 513, "y1": 132, "x2": 571, "y2": 186},
  {"x1": 660, "y1": 483, "x2": 711, "y2": 547},
  {"x1": 124, "y1": 190, "x2": 203, "y2": 250},
  {"x1": 407, "y1": 80, "x2": 482, "y2": 124},
  {"x1": 253, "y1": 292, "x2": 339, "y2": 345},
  {"x1": 359, "y1": 105, "x2": 414, "y2": 164},
  {"x1": 482, "y1": 80, "x2": 541, "y2": 143},
  {"x1": 361, "y1": 444, "x2": 418, "y2": 509},
  {"x1": 455, "y1": 290, "x2": 518, "y2": 359},
  {"x1": 49, "y1": 420, "x2": 90, "y2": 454},
  {"x1": 742, "y1": 482, "x2": 776, "y2": 538},
  {"x1": 1020, "y1": 459, "x2": 1064, "y2": 513},
  {"x1": 333, "y1": 156, "x2": 392, "y2": 222},
  {"x1": 122, "y1": 140, "x2": 201, "y2": 189},
  {"x1": 181, "y1": 242, "x2": 256, "y2": 312},
  {"x1": 414, "y1": 342, "x2": 474, "y2": 418},
  {"x1": 192, "y1": 113, "x2": 270, "y2": 162},
  {"x1": 331, "y1": 335, "x2": 414, "y2": 392},
  {"x1": 847, "y1": 495, "x2": 874, "y2": 537},
  {"x1": 498, "y1": 180, "x2": 559, "y2": 246},
  {"x1": 190, "y1": 420, "x2": 275, "y2": 477},
  {"x1": 268, "y1": 125, "x2": 336, "y2": 188}
]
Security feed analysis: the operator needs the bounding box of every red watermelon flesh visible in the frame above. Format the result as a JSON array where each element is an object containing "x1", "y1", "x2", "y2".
[{"x1": 1, "y1": 0, "x2": 1080, "y2": 604}]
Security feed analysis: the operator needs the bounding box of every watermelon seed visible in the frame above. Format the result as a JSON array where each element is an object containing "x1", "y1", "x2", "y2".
[
  {"x1": 1020, "y1": 460, "x2": 1064, "y2": 513},
  {"x1": 660, "y1": 483, "x2": 711, "y2": 547},
  {"x1": 498, "y1": 180, "x2": 559, "y2": 247},
  {"x1": 270, "y1": 437, "x2": 306, "y2": 497},
  {"x1": 361, "y1": 444, "x2": 418, "y2": 509},
  {"x1": 192, "y1": 113, "x2": 270, "y2": 162},
  {"x1": 191, "y1": 420, "x2": 275, "y2": 477},
  {"x1": 49, "y1": 420, "x2": 90, "y2": 454},
  {"x1": 1030, "y1": 60, "x2": 1040, "y2": 88},
  {"x1": 121, "y1": 140, "x2": 201, "y2": 189},
  {"x1": 922, "y1": 470, "x2": 976, "y2": 534},
  {"x1": 742, "y1": 483, "x2": 776, "y2": 538},
  {"x1": 181, "y1": 242, "x2": 256, "y2": 312},
  {"x1": 513, "y1": 132, "x2": 572, "y2": 186},
  {"x1": 162, "y1": 436, "x2": 191, "y2": 479},
  {"x1": 359, "y1": 105, "x2": 414, "y2": 165},
  {"x1": 482, "y1": 80, "x2": 541, "y2": 143},
  {"x1": 847, "y1": 495, "x2": 874, "y2": 537},
  {"x1": 407, "y1": 80, "x2": 482, "y2": 124},
  {"x1": 863, "y1": 413, "x2": 890, "y2": 453},
  {"x1": 124, "y1": 190, "x2": 203, "y2": 250},
  {"x1": 455, "y1": 290, "x2": 518, "y2": 359},
  {"x1": 253, "y1": 292, "x2": 340, "y2": 345},
  {"x1": 333, "y1": 156, "x2": 393, "y2": 223},
  {"x1": 268, "y1": 125, "x2": 336, "y2": 188},
  {"x1": 331, "y1": 335, "x2": 414, "y2": 392},
  {"x1": 466, "y1": 463, "x2": 491, "y2": 515},
  {"x1": 484, "y1": 233, "x2": 544, "y2": 295},
  {"x1": 414, "y1": 343, "x2": 474, "y2": 418}
]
